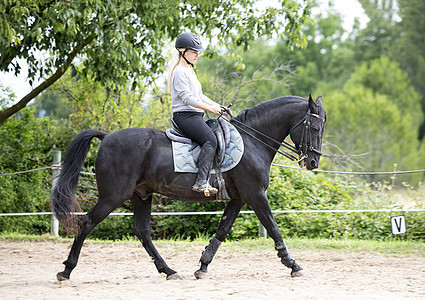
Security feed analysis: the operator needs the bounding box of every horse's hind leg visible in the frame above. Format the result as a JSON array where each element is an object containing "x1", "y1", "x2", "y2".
[
  {"x1": 57, "y1": 200, "x2": 118, "y2": 281},
  {"x1": 194, "y1": 199, "x2": 244, "y2": 279},
  {"x1": 131, "y1": 193, "x2": 180, "y2": 280}
]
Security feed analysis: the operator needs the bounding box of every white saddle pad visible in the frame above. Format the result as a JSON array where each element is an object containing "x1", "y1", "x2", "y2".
[{"x1": 172, "y1": 122, "x2": 244, "y2": 173}]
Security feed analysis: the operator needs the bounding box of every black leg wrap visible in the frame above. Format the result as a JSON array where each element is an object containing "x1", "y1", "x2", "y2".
[
  {"x1": 200, "y1": 237, "x2": 222, "y2": 265},
  {"x1": 291, "y1": 262, "x2": 303, "y2": 273},
  {"x1": 275, "y1": 241, "x2": 296, "y2": 269}
]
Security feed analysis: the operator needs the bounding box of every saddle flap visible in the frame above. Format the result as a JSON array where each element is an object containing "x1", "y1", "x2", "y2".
[{"x1": 206, "y1": 118, "x2": 220, "y2": 131}]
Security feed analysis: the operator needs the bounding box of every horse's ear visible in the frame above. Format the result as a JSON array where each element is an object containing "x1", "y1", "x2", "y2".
[
  {"x1": 308, "y1": 94, "x2": 313, "y2": 102},
  {"x1": 316, "y1": 95, "x2": 323, "y2": 106},
  {"x1": 308, "y1": 94, "x2": 315, "y2": 109}
]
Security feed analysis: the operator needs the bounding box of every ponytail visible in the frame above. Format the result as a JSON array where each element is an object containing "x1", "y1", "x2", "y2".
[{"x1": 167, "y1": 50, "x2": 183, "y2": 93}]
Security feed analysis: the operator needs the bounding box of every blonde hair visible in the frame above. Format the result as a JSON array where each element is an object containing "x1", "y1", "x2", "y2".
[{"x1": 167, "y1": 49, "x2": 184, "y2": 93}]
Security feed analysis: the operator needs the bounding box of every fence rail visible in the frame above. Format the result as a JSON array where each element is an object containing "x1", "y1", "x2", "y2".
[
  {"x1": 1, "y1": 208, "x2": 425, "y2": 217},
  {"x1": 271, "y1": 163, "x2": 425, "y2": 175}
]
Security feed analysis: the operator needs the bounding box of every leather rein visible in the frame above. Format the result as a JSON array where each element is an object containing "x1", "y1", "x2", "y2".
[{"x1": 221, "y1": 109, "x2": 324, "y2": 162}]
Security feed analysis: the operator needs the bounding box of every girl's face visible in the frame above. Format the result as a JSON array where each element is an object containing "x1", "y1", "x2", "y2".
[{"x1": 184, "y1": 49, "x2": 199, "y2": 64}]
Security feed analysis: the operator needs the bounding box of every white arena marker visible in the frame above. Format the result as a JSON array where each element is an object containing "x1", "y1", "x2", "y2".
[{"x1": 391, "y1": 216, "x2": 406, "y2": 235}]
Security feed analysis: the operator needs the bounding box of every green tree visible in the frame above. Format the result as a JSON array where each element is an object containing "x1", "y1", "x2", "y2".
[
  {"x1": 0, "y1": 0, "x2": 313, "y2": 124},
  {"x1": 31, "y1": 86, "x2": 74, "y2": 120},
  {"x1": 349, "y1": 1, "x2": 425, "y2": 138},
  {"x1": 197, "y1": 4, "x2": 348, "y2": 108},
  {"x1": 0, "y1": 82, "x2": 15, "y2": 109},
  {"x1": 322, "y1": 57, "x2": 424, "y2": 181},
  {"x1": 39, "y1": 72, "x2": 172, "y2": 132},
  {"x1": 394, "y1": 0, "x2": 425, "y2": 138},
  {"x1": 346, "y1": 56, "x2": 422, "y2": 127},
  {"x1": 354, "y1": 0, "x2": 400, "y2": 62},
  {"x1": 197, "y1": 41, "x2": 296, "y2": 112}
]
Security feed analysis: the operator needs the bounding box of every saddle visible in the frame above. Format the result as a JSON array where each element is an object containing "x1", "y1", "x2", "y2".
[
  {"x1": 166, "y1": 117, "x2": 230, "y2": 166},
  {"x1": 165, "y1": 117, "x2": 233, "y2": 200}
]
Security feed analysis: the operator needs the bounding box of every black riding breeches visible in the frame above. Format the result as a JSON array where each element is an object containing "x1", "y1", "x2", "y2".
[{"x1": 173, "y1": 111, "x2": 217, "y2": 150}]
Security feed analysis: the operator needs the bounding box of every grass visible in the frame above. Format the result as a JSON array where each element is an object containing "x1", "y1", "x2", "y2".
[{"x1": 1, "y1": 232, "x2": 424, "y2": 257}]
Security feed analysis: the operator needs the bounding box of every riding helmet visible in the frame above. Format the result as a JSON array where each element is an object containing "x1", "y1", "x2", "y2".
[{"x1": 175, "y1": 32, "x2": 205, "y2": 52}]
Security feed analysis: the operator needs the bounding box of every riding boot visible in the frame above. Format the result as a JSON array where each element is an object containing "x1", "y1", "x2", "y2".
[{"x1": 192, "y1": 141, "x2": 218, "y2": 196}]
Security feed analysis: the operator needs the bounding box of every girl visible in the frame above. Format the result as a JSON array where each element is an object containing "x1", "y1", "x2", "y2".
[{"x1": 168, "y1": 32, "x2": 225, "y2": 195}]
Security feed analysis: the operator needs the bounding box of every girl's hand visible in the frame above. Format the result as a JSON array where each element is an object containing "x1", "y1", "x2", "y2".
[
  {"x1": 211, "y1": 103, "x2": 223, "y2": 114},
  {"x1": 220, "y1": 106, "x2": 229, "y2": 115},
  {"x1": 196, "y1": 100, "x2": 223, "y2": 114}
]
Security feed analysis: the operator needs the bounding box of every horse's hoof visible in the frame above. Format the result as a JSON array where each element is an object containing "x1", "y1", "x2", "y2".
[
  {"x1": 56, "y1": 272, "x2": 69, "y2": 281},
  {"x1": 166, "y1": 273, "x2": 181, "y2": 280},
  {"x1": 194, "y1": 270, "x2": 208, "y2": 280},
  {"x1": 291, "y1": 270, "x2": 305, "y2": 277}
]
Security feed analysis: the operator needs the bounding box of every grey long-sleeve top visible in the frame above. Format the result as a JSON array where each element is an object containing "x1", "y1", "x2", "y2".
[{"x1": 171, "y1": 65, "x2": 209, "y2": 114}]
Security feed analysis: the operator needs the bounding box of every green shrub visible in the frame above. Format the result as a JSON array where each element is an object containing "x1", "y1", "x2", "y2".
[{"x1": 0, "y1": 108, "x2": 76, "y2": 234}]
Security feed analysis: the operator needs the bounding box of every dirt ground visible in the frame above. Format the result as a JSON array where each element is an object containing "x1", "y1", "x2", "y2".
[{"x1": 1, "y1": 239, "x2": 424, "y2": 300}]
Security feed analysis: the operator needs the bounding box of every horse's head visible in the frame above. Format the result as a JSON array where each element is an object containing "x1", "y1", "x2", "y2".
[{"x1": 290, "y1": 94, "x2": 326, "y2": 170}]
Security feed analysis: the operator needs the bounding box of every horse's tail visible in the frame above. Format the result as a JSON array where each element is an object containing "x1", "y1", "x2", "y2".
[{"x1": 51, "y1": 129, "x2": 107, "y2": 226}]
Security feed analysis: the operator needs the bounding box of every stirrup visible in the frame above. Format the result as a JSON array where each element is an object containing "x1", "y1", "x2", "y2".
[{"x1": 192, "y1": 182, "x2": 218, "y2": 197}]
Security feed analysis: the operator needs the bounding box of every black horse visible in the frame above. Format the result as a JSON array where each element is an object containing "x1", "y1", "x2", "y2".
[{"x1": 51, "y1": 94, "x2": 326, "y2": 281}]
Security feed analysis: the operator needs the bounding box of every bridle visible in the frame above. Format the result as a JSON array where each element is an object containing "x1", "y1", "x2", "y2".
[
  {"x1": 222, "y1": 109, "x2": 325, "y2": 163},
  {"x1": 290, "y1": 109, "x2": 325, "y2": 162}
]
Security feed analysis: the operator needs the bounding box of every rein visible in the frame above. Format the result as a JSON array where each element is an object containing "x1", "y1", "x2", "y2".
[
  {"x1": 221, "y1": 109, "x2": 324, "y2": 162},
  {"x1": 224, "y1": 117, "x2": 299, "y2": 161}
]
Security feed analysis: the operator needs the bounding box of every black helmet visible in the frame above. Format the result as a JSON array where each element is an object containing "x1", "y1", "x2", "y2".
[{"x1": 175, "y1": 32, "x2": 205, "y2": 52}]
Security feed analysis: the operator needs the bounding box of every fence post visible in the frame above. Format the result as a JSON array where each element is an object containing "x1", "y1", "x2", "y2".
[
  {"x1": 51, "y1": 150, "x2": 61, "y2": 237},
  {"x1": 258, "y1": 222, "x2": 267, "y2": 238}
]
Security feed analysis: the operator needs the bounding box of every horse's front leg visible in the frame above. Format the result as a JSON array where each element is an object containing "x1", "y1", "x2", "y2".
[
  {"x1": 194, "y1": 199, "x2": 244, "y2": 279},
  {"x1": 248, "y1": 191, "x2": 304, "y2": 277}
]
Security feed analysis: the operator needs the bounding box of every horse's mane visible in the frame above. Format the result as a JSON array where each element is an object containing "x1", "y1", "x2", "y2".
[{"x1": 236, "y1": 95, "x2": 307, "y2": 122}]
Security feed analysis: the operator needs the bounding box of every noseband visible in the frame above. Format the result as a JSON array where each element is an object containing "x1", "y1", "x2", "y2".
[{"x1": 224, "y1": 109, "x2": 325, "y2": 162}]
